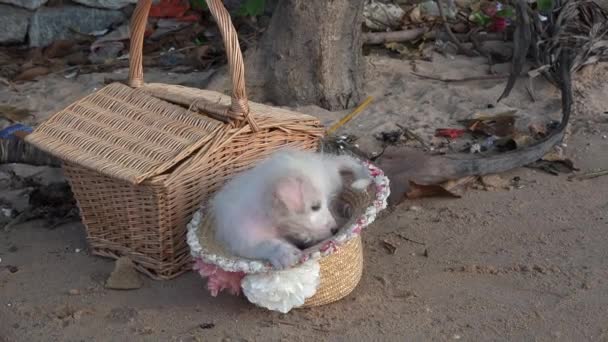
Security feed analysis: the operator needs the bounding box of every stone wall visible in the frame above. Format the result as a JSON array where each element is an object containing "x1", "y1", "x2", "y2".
[
  {"x1": 0, "y1": 0, "x2": 279, "y2": 47},
  {"x1": 0, "y1": 0, "x2": 134, "y2": 47}
]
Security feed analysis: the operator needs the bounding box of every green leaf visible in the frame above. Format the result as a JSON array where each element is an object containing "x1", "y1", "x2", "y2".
[
  {"x1": 191, "y1": 0, "x2": 208, "y2": 11},
  {"x1": 537, "y1": 0, "x2": 554, "y2": 12},
  {"x1": 238, "y1": 0, "x2": 266, "y2": 17},
  {"x1": 470, "y1": 11, "x2": 492, "y2": 26},
  {"x1": 496, "y1": 6, "x2": 515, "y2": 18}
]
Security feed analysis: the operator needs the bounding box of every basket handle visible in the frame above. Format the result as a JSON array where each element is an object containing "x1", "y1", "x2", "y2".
[{"x1": 127, "y1": 0, "x2": 259, "y2": 131}]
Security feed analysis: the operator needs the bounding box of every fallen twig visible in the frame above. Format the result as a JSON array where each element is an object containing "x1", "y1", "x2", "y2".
[
  {"x1": 395, "y1": 233, "x2": 425, "y2": 245},
  {"x1": 326, "y1": 96, "x2": 374, "y2": 135},
  {"x1": 411, "y1": 72, "x2": 509, "y2": 82},
  {"x1": 363, "y1": 28, "x2": 428, "y2": 45},
  {"x1": 362, "y1": 30, "x2": 508, "y2": 45},
  {"x1": 396, "y1": 124, "x2": 430, "y2": 150},
  {"x1": 568, "y1": 169, "x2": 608, "y2": 181}
]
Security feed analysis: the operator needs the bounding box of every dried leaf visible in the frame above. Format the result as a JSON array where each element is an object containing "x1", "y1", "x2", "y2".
[
  {"x1": 382, "y1": 240, "x2": 397, "y2": 254},
  {"x1": 385, "y1": 42, "x2": 409, "y2": 55},
  {"x1": 189, "y1": 45, "x2": 214, "y2": 67},
  {"x1": 44, "y1": 40, "x2": 75, "y2": 59},
  {"x1": 461, "y1": 111, "x2": 517, "y2": 137},
  {"x1": 527, "y1": 157, "x2": 578, "y2": 175},
  {"x1": 480, "y1": 174, "x2": 510, "y2": 190},
  {"x1": 568, "y1": 169, "x2": 608, "y2": 181},
  {"x1": 406, "y1": 181, "x2": 463, "y2": 199},
  {"x1": 528, "y1": 122, "x2": 547, "y2": 138},
  {"x1": 13, "y1": 66, "x2": 51, "y2": 82},
  {"x1": 0, "y1": 105, "x2": 33, "y2": 122},
  {"x1": 442, "y1": 176, "x2": 477, "y2": 195}
]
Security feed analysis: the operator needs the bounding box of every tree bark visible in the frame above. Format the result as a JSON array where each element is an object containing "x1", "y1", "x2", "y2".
[{"x1": 244, "y1": 0, "x2": 365, "y2": 110}]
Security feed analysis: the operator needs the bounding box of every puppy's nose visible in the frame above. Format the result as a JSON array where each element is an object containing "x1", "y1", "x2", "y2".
[{"x1": 331, "y1": 227, "x2": 339, "y2": 235}]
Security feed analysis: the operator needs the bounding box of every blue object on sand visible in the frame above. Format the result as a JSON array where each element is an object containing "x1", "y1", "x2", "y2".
[{"x1": 0, "y1": 124, "x2": 33, "y2": 139}]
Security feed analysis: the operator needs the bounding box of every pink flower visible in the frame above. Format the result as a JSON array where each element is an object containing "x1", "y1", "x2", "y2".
[
  {"x1": 193, "y1": 259, "x2": 245, "y2": 297},
  {"x1": 320, "y1": 240, "x2": 338, "y2": 253},
  {"x1": 489, "y1": 17, "x2": 507, "y2": 32}
]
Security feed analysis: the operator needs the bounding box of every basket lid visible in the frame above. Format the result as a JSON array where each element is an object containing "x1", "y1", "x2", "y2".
[
  {"x1": 25, "y1": 82, "x2": 229, "y2": 184},
  {"x1": 25, "y1": 82, "x2": 323, "y2": 185}
]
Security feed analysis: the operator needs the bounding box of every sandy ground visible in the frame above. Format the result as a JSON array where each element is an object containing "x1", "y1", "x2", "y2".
[{"x1": 1, "y1": 53, "x2": 608, "y2": 342}]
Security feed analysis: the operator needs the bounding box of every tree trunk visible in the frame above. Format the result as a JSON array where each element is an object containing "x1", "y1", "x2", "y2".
[{"x1": 244, "y1": 0, "x2": 365, "y2": 110}]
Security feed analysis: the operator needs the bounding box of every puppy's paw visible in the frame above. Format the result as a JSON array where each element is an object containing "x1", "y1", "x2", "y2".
[
  {"x1": 351, "y1": 178, "x2": 371, "y2": 190},
  {"x1": 269, "y1": 243, "x2": 302, "y2": 269}
]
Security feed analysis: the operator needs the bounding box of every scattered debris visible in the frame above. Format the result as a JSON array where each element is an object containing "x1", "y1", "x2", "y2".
[
  {"x1": 435, "y1": 128, "x2": 466, "y2": 139},
  {"x1": 137, "y1": 326, "x2": 155, "y2": 335},
  {"x1": 199, "y1": 323, "x2": 215, "y2": 330},
  {"x1": 527, "y1": 153, "x2": 578, "y2": 176},
  {"x1": 105, "y1": 257, "x2": 143, "y2": 290},
  {"x1": 363, "y1": 1, "x2": 406, "y2": 31},
  {"x1": 411, "y1": 72, "x2": 509, "y2": 82},
  {"x1": 416, "y1": 0, "x2": 457, "y2": 20},
  {"x1": 149, "y1": 0, "x2": 199, "y2": 21},
  {"x1": 480, "y1": 174, "x2": 510, "y2": 190},
  {"x1": 568, "y1": 169, "x2": 608, "y2": 181},
  {"x1": 382, "y1": 240, "x2": 398, "y2": 255},
  {"x1": 0, "y1": 107, "x2": 33, "y2": 123},
  {"x1": 394, "y1": 232, "x2": 425, "y2": 245},
  {"x1": 363, "y1": 28, "x2": 428, "y2": 45},
  {"x1": 0, "y1": 128, "x2": 62, "y2": 166},
  {"x1": 68, "y1": 289, "x2": 81, "y2": 296},
  {"x1": 375, "y1": 130, "x2": 403, "y2": 145},
  {"x1": 13, "y1": 67, "x2": 51, "y2": 82},
  {"x1": 406, "y1": 181, "x2": 463, "y2": 199},
  {"x1": 407, "y1": 205, "x2": 423, "y2": 212},
  {"x1": 460, "y1": 110, "x2": 517, "y2": 137}
]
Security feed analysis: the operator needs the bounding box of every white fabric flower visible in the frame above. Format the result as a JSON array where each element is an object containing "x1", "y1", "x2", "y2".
[{"x1": 241, "y1": 260, "x2": 321, "y2": 313}]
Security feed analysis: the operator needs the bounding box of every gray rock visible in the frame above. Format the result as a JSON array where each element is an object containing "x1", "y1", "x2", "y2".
[
  {"x1": 0, "y1": 171, "x2": 11, "y2": 189},
  {"x1": 0, "y1": 5, "x2": 31, "y2": 44},
  {"x1": 29, "y1": 6, "x2": 126, "y2": 48},
  {"x1": 0, "y1": 163, "x2": 66, "y2": 187},
  {"x1": 0, "y1": 189, "x2": 30, "y2": 213},
  {"x1": 0, "y1": 0, "x2": 47, "y2": 10},
  {"x1": 71, "y1": 0, "x2": 136, "y2": 10},
  {"x1": 105, "y1": 257, "x2": 143, "y2": 290}
]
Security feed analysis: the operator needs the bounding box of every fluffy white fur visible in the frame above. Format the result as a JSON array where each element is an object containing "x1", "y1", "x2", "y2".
[{"x1": 210, "y1": 148, "x2": 371, "y2": 269}]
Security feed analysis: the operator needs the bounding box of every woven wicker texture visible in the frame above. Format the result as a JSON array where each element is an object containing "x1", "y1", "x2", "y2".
[
  {"x1": 302, "y1": 235, "x2": 363, "y2": 307},
  {"x1": 23, "y1": 0, "x2": 324, "y2": 279},
  {"x1": 26, "y1": 83, "x2": 225, "y2": 184},
  {"x1": 196, "y1": 185, "x2": 372, "y2": 306}
]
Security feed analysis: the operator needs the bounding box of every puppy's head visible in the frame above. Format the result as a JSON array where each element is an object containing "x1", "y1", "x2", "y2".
[{"x1": 271, "y1": 175, "x2": 338, "y2": 249}]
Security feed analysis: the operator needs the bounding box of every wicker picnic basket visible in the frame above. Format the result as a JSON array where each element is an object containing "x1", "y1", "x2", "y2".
[{"x1": 23, "y1": 0, "x2": 324, "y2": 280}]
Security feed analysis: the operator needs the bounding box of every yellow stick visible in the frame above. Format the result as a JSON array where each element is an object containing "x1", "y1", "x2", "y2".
[{"x1": 325, "y1": 96, "x2": 374, "y2": 135}]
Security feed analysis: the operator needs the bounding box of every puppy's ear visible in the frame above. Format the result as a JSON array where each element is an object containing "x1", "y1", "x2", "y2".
[{"x1": 273, "y1": 176, "x2": 305, "y2": 213}]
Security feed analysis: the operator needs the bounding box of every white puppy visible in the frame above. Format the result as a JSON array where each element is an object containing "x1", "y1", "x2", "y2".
[{"x1": 210, "y1": 148, "x2": 371, "y2": 269}]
